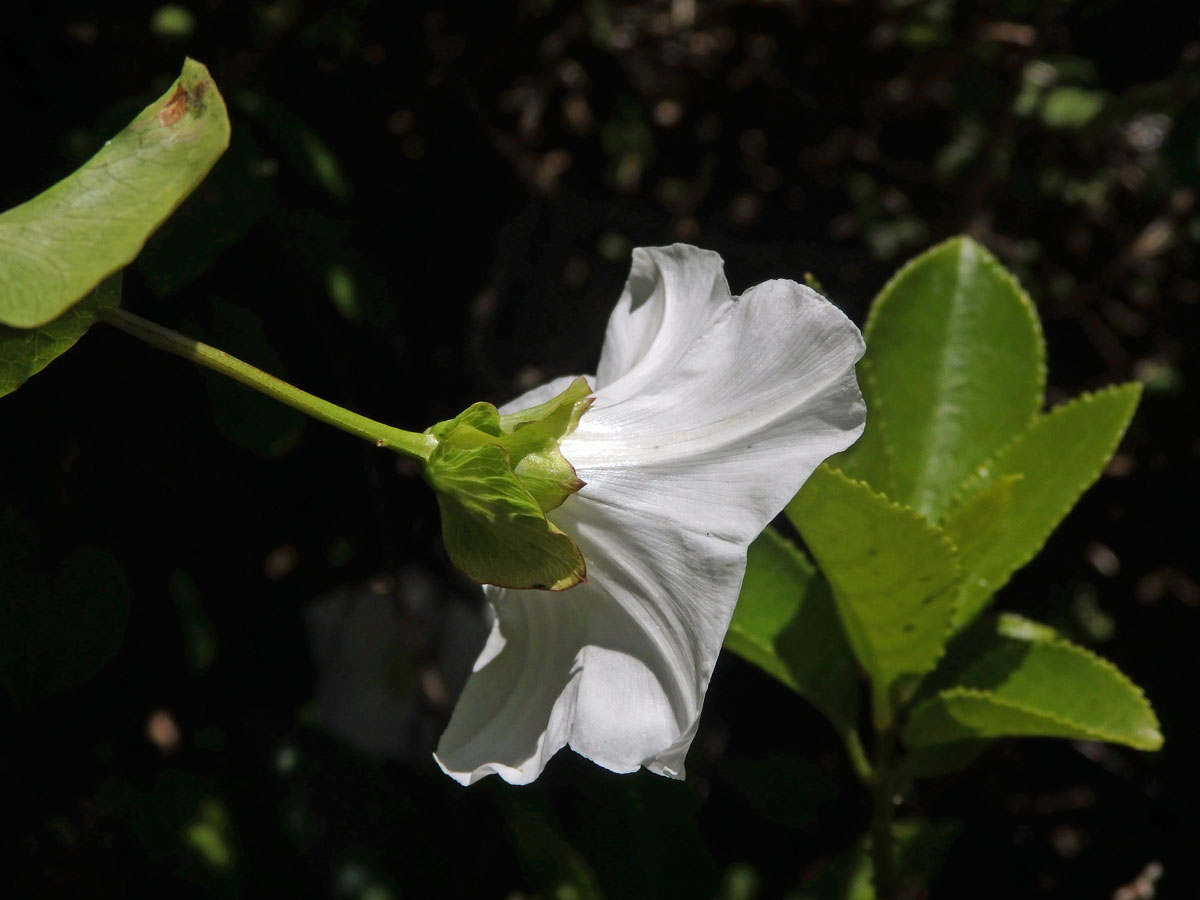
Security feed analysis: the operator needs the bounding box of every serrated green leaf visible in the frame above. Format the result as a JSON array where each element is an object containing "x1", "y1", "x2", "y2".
[
  {"x1": 0, "y1": 58, "x2": 229, "y2": 328},
  {"x1": 725, "y1": 527, "x2": 859, "y2": 733},
  {"x1": 947, "y1": 383, "x2": 1141, "y2": 627},
  {"x1": 0, "y1": 274, "x2": 121, "y2": 399},
  {"x1": 916, "y1": 612, "x2": 1056, "y2": 702},
  {"x1": 426, "y1": 442, "x2": 585, "y2": 591},
  {"x1": 943, "y1": 474, "x2": 1021, "y2": 576},
  {"x1": 904, "y1": 615, "x2": 1161, "y2": 751},
  {"x1": 786, "y1": 465, "x2": 961, "y2": 691},
  {"x1": 941, "y1": 473, "x2": 1020, "y2": 619},
  {"x1": 832, "y1": 237, "x2": 1045, "y2": 520},
  {"x1": 904, "y1": 612, "x2": 1050, "y2": 778}
]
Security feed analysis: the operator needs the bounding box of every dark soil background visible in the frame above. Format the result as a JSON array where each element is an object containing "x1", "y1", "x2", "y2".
[{"x1": 1, "y1": 1, "x2": 1197, "y2": 897}]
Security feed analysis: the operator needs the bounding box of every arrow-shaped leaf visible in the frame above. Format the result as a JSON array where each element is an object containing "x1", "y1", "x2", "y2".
[{"x1": 0, "y1": 58, "x2": 229, "y2": 328}]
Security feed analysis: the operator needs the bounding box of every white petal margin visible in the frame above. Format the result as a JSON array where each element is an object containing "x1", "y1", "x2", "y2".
[{"x1": 435, "y1": 244, "x2": 866, "y2": 785}]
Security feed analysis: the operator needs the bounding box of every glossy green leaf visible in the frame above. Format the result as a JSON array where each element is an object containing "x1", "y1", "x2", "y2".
[
  {"x1": 787, "y1": 465, "x2": 961, "y2": 690},
  {"x1": 903, "y1": 611, "x2": 1042, "y2": 778},
  {"x1": 0, "y1": 58, "x2": 229, "y2": 328},
  {"x1": 904, "y1": 615, "x2": 1162, "y2": 751},
  {"x1": 945, "y1": 383, "x2": 1141, "y2": 627},
  {"x1": 833, "y1": 237, "x2": 1045, "y2": 520},
  {"x1": 942, "y1": 474, "x2": 1021, "y2": 578},
  {"x1": 0, "y1": 274, "x2": 121, "y2": 399},
  {"x1": 725, "y1": 527, "x2": 859, "y2": 732},
  {"x1": 941, "y1": 474, "x2": 1020, "y2": 621}
]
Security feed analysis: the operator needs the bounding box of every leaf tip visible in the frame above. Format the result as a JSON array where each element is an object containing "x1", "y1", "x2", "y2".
[{"x1": 1137, "y1": 725, "x2": 1165, "y2": 751}]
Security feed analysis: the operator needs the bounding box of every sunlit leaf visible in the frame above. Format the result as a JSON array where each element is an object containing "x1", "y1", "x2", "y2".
[
  {"x1": 946, "y1": 384, "x2": 1141, "y2": 627},
  {"x1": 0, "y1": 58, "x2": 229, "y2": 327},
  {"x1": 787, "y1": 465, "x2": 960, "y2": 691},
  {"x1": 832, "y1": 237, "x2": 1045, "y2": 521},
  {"x1": 904, "y1": 615, "x2": 1161, "y2": 751}
]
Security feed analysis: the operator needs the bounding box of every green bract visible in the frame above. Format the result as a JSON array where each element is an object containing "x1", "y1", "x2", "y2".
[{"x1": 424, "y1": 376, "x2": 594, "y2": 591}]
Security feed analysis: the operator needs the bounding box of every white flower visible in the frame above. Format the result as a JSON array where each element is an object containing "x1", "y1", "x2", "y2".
[{"x1": 434, "y1": 244, "x2": 866, "y2": 785}]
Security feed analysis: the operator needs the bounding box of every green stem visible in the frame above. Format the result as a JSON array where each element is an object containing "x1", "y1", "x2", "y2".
[
  {"x1": 869, "y1": 729, "x2": 901, "y2": 899},
  {"x1": 102, "y1": 308, "x2": 436, "y2": 461},
  {"x1": 843, "y1": 728, "x2": 873, "y2": 786},
  {"x1": 872, "y1": 680, "x2": 895, "y2": 734}
]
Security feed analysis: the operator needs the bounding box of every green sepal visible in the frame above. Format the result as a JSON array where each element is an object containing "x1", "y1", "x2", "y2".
[
  {"x1": 424, "y1": 377, "x2": 593, "y2": 590},
  {"x1": 426, "y1": 442, "x2": 586, "y2": 591},
  {"x1": 0, "y1": 59, "x2": 230, "y2": 328}
]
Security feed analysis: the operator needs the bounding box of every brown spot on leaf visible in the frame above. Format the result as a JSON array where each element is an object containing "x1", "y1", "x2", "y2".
[{"x1": 158, "y1": 85, "x2": 189, "y2": 127}]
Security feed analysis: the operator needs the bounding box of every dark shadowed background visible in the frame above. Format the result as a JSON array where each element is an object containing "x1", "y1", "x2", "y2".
[{"x1": 1, "y1": 1, "x2": 1197, "y2": 897}]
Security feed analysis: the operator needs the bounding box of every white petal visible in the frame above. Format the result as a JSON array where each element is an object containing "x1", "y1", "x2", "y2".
[
  {"x1": 595, "y1": 245, "x2": 732, "y2": 397},
  {"x1": 549, "y1": 486, "x2": 747, "y2": 776},
  {"x1": 568, "y1": 276, "x2": 865, "y2": 502},
  {"x1": 435, "y1": 542, "x2": 725, "y2": 784},
  {"x1": 433, "y1": 590, "x2": 583, "y2": 785}
]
